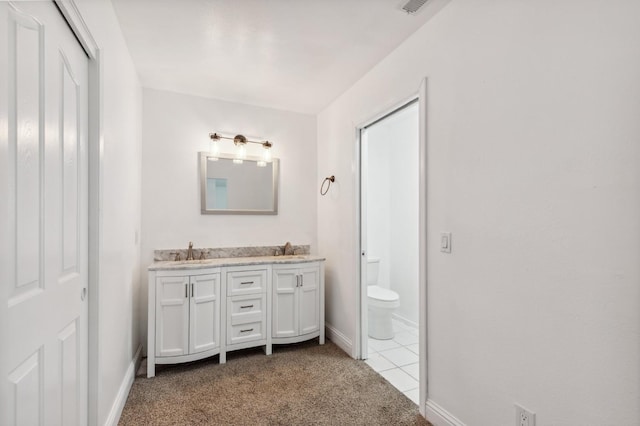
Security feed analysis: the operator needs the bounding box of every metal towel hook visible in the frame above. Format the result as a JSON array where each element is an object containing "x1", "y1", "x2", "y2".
[{"x1": 320, "y1": 175, "x2": 335, "y2": 196}]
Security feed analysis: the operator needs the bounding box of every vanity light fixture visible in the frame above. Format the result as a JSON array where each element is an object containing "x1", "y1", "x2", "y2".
[{"x1": 209, "y1": 133, "x2": 273, "y2": 166}]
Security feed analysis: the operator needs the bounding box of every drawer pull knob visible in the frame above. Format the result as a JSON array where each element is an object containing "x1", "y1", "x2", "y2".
[
  {"x1": 240, "y1": 328, "x2": 254, "y2": 333},
  {"x1": 240, "y1": 281, "x2": 254, "y2": 285},
  {"x1": 240, "y1": 305, "x2": 254, "y2": 309}
]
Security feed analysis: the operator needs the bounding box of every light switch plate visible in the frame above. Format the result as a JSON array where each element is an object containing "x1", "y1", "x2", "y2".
[{"x1": 440, "y1": 232, "x2": 452, "y2": 253}]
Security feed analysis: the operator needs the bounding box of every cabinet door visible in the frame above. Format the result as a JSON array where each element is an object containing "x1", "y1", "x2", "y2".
[
  {"x1": 272, "y1": 268, "x2": 299, "y2": 338},
  {"x1": 156, "y1": 275, "x2": 190, "y2": 357},
  {"x1": 299, "y1": 266, "x2": 320, "y2": 335},
  {"x1": 189, "y1": 273, "x2": 220, "y2": 354}
]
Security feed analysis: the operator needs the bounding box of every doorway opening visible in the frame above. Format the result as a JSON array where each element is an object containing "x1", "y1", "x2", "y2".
[{"x1": 359, "y1": 99, "x2": 420, "y2": 404}]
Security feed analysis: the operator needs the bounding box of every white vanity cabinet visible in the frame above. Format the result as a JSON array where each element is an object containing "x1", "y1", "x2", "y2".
[
  {"x1": 272, "y1": 262, "x2": 325, "y2": 344},
  {"x1": 148, "y1": 256, "x2": 324, "y2": 378},
  {"x1": 149, "y1": 269, "x2": 221, "y2": 377},
  {"x1": 223, "y1": 266, "x2": 271, "y2": 361}
]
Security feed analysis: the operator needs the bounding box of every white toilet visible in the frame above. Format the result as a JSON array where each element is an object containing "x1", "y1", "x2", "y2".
[{"x1": 367, "y1": 258, "x2": 400, "y2": 340}]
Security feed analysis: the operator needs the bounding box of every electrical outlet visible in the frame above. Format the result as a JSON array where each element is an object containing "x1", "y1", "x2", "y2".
[{"x1": 515, "y1": 404, "x2": 535, "y2": 426}]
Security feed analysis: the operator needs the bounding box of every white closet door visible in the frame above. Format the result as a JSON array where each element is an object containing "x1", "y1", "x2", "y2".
[{"x1": 0, "y1": 2, "x2": 89, "y2": 425}]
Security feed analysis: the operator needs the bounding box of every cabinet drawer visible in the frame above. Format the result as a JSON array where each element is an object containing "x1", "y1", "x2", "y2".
[
  {"x1": 227, "y1": 269, "x2": 267, "y2": 296},
  {"x1": 227, "y1": 321, "x2": 264, "y2": 345},
  {"x1": 228, "y1": 296, "x2": 264, "y2": 324}
]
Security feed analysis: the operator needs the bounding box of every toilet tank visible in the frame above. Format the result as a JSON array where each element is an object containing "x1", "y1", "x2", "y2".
[{"x1": 367, "y1": 258, "x2": 380, "y2": 286}]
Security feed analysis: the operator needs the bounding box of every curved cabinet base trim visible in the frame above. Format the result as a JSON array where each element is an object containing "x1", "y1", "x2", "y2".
[
  {"x1": 148, "y1": 349, "x2": 222, "y2": 377},
  {"x1": 155, "y1": 349, "x2": 221, "y2": 365},
  {"x1": 272, "y1": 330, "x2": 324, "y2": 346}
]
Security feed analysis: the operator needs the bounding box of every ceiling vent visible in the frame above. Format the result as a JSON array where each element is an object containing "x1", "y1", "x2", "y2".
[{"x1": 402, "y1": 0, "x2": 428, "y2": 14}]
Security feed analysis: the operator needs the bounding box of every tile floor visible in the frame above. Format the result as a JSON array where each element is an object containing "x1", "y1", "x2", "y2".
[{"x1": 365, "y1": 319, "x2": 420, "y2": 405}]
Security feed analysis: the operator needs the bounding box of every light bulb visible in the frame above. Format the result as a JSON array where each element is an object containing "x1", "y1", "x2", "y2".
[
  {"x1": 209, "y1": 138, "x2": 220, "y2": 161},
  {"x1": 262, "y1": 146, "x2": 272, "y2": 163},
  {"x1": 233, "y1": 143, "x2": 246, "y2": 164}
]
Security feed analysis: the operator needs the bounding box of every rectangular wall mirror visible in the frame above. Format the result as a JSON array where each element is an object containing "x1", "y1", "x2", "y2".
[{"x1": 199, "y1": 152, "x2": 279, "y2": 215}]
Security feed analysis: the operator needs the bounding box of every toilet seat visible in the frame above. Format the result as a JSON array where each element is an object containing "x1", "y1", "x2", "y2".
[{"x1": 367, "y1": 286, "x2": 400, "y2": 309}]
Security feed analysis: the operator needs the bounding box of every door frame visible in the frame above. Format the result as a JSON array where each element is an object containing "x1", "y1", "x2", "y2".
[
  {"x1": 354, "y1": 78, "x2": 428, "y2": 415},
  {"x1": 52, "y1": 2, "x2": 102, "y2": 424}
]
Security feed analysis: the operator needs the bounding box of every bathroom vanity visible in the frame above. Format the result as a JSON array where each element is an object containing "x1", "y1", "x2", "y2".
[{"x1": 147, "y1": 254, "x2": 325, "y2": 377}]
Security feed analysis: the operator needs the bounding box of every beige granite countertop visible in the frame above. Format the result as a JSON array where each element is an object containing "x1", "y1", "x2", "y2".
[{"x1": 148, "y1": 255, "x2": 326, "y2": 271}]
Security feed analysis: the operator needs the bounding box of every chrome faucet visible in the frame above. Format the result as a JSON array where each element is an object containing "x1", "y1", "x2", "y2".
[
  {"x1": 283, "y1": 241, "x2": 294, "y2": 256},
  {"x1": 186, "y1": 242, "x2": 194, "y2": 261}
]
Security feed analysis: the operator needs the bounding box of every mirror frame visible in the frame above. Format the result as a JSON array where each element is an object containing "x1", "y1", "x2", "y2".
[{"x1": 199, "y1": 152, "x2": 279, "y2": 215}]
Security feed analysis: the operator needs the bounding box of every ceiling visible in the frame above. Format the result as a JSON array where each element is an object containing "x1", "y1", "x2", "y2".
[{"x1": 111, "y1": 0, "x2": 440, "y2": 114}]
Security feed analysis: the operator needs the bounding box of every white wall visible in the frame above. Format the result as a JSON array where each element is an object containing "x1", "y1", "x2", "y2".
[
  {"x1": 141, "y1": 88, "x2": 317, "y2": 346},
  {"x1": 318, "y1": 1, "x2": 640, "y2": 425},
  {"x1": 74, "y1": 0, "x2": 143, "y2": 424}
]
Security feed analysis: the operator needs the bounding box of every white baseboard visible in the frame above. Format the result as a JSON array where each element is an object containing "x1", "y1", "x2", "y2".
[
  {"x1": 104, "y1": 344, "x2": 142, "y2": 426},
  {"x1": 425, "y1": 400, "x2": 466, "y2": 426},
  {"x1": 392, "y1": 313, "x2": 418, "y2": 329},
  {"x1": 325, "y1": 323, "x2": 353, "y2": 356}
]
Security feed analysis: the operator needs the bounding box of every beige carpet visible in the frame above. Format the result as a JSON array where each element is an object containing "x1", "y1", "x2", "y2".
[{"x1": 119, "y1": 340, "x2": 430, "y2": 425}]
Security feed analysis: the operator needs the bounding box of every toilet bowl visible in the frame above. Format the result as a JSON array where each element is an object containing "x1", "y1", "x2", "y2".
[{"x1": 367, "y1": 258, "x2": 400, "y2": 340}]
